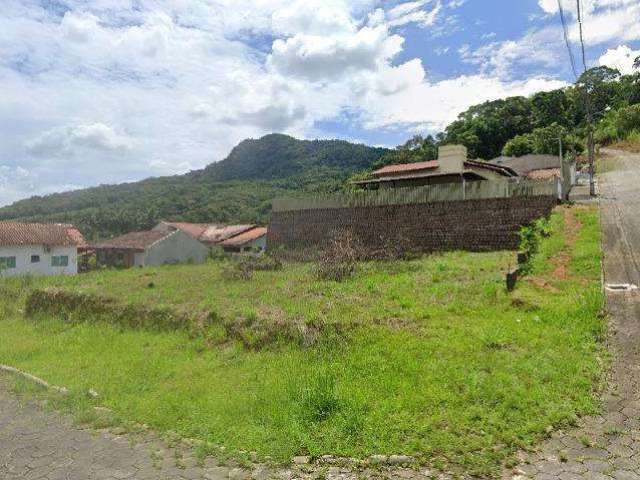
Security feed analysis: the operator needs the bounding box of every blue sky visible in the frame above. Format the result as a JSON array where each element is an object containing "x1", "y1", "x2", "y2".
[{"x1": 0, "y1": 0, "x2": 639, "y2": 206}]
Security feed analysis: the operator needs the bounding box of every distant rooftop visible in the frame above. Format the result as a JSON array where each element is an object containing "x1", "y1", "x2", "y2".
[
  {"x1": 0, "y1": 222, "x2": 86, "y2": 247},
  {"x1": 371, "y1": 160, "x2": 439, "y2": 177},
  {"x1": 93, "y1": 230, "x2": 171, "y2": 252}
]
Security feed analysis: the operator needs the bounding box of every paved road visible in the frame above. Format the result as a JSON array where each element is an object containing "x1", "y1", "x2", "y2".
[
  {"x1": 507, "y1": 148, "x2": 640, "y2": 480},
  {"x1": 0, "y1": 376, "x2": 235, "y2": 480}
]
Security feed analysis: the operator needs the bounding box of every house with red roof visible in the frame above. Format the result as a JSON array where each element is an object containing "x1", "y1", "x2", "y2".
[
  {"x1": 93, "y1": 228, "x2": 209, "y2": 269},
  {"x1": 0, "y1": 222, "x2": 86, "y2": 277},
  {"x1": 353, "y1": 145, "x2": 518, "y2": 190},
  {"x1": 153, "y1": 222, "x2": 268, "y2": 254}
]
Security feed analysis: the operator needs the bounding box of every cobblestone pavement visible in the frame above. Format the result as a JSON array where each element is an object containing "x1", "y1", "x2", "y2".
[
  {"x1": 0, "y1": 376, "x2": 236, "y2": 480},
  {"x1": 505, "y1": 149, "x2": 640, "y2": 480}
]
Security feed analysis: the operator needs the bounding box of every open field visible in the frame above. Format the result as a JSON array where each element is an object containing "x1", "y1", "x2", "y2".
[{"x1": 0, "y1": 205, "x2": 604, "y2": 477}]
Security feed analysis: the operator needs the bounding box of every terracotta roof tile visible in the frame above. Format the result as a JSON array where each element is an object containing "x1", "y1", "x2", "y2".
[
  {"x1": 0, "y1": 222, "x2": 86, "y2": 247},
  {"x1": 220, "y1": 227, "x2": 267, "y2": 247},
  {"x1": 201, "y1": 224, "x2": 256, "y2": 245},
  {"x1": 159, "y1": 222, "x2": 210, "y2": 239},
  {"x1": 526, "y1": 168, "x2": 561, "y2": 179},
  {"x1": 372, "y1": 160, "x2": 439, "y2": 177},
  {"x1": 93, "y1": 230, "x2": 171, "y2": 251}
]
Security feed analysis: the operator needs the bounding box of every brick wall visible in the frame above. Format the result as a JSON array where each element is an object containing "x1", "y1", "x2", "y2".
[{"x1": 268, "y1": 195, "x2": 557, "y2": 255}]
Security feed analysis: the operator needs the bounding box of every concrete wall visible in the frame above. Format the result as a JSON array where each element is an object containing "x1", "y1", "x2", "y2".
[
  {"x1": 0, "y1": 245, "x2": 78, "y2": 277},
  {"x1": 141, "y1": 230, "x2": 209, "y2": 266},
  {"x1": 268, "y1": 195, "x2": 557, "y2": 255}
]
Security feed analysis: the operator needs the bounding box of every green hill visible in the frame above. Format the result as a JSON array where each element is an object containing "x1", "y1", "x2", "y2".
[{"x1": 0, "y1": 134, "x2": 389, "y2": 240}]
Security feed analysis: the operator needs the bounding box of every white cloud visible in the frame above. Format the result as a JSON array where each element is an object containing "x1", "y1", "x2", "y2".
[
  {"x1": 26, "y1": 123, "x2": 133, "y2": 157},
  {"x1": 536, "y1": 0, "x2": 640, "y2": 45},
  {"x1": 599, "y1": 44, "x2": 640, "y2": 74},
  {"x1": 359, "y1": 74, "x2": 568, "y2": 131},
  {"x1": 386, "y1": 0, "x2": 443, "y2": 28},
  {"x1": 268, "y1": 25, "x2": 404, "y2": 80},
  {"x1": 461, "y1": 25, "x2": 563, "y2": 78}
]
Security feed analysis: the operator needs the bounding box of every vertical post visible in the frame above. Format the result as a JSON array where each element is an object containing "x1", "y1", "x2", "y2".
[
  {"x1": 559, "y1": 135, "x2": 564, "y2": 199},
  {"x1": 588, "y1": 128, "x2": 595, "y2": 196},
  {"x1": 461, "y1": 174, "x2": 466, "y2": 200}
]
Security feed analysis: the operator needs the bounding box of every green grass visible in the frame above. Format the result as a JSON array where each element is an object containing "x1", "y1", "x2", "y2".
[{"x1": 0, "y1": 206, "x2": 605, "y2": 477}]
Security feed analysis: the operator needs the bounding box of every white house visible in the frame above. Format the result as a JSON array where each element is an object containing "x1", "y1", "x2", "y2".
[
  {"x1": 93, "y1": 228, "x2": 209, "y2": 268},
  {"x1": 0, "y1": 222, "x2": 86, "y2": 277}
]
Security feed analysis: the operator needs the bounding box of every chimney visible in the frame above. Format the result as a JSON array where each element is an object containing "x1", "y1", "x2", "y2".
[{"x1": 437, "y1": 144, "x2": 467, "y2": 173}]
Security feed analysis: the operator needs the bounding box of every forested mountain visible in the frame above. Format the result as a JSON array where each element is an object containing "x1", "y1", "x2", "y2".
[
  {"x1": 0, "y1": 134, "x2": 389, "y2": 240},
  {"x1": 2, "y1": 66, "x2": 638, "y2": 240}
]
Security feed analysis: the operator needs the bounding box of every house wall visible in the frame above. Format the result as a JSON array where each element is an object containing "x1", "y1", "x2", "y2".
[
  {"x1": 268, "y1": 195, "x2": 557, "y2": 256},
  {"x1": 223, "y1": 235, "x2": 267, "y2": 254},
  {"x1": 141, "y1": 230, "x2": 209, "y2": 266},
  {"x1": 0, "y1": 245, "x2": 77, "y2": 277}
]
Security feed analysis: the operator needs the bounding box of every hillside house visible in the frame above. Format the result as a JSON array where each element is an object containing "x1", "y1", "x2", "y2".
[
  {"x1": 0, "y1": 222, "x2": 86, "y2": 277},
  {"x1": 153, "y1": 222, "x2": 268, "y2": 253},
  {"x1": 353, "y1": 145, "x2": 518, "y2": 190},
  {"x1": 489, "y1": 154, "x2": 576, "y2": 182},
  {"x1": 220, "y1": 227, "x2": 267, "y2": 254},
  {"x1": 93, "y1": 228, "x2": 208, "y2": 268},
  {"x1": 489, "y1": 154, "x2": 577, "y2": 199}
]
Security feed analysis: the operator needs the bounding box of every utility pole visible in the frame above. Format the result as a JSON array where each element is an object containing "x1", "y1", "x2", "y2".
[{"x1": 576, "y1": 0, "x2": 596, "y2": 196}]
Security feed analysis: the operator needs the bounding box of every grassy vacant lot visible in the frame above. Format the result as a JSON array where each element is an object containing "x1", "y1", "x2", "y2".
[{"x1": 0, "y1": 205, "x2": 604, "y2": 477}]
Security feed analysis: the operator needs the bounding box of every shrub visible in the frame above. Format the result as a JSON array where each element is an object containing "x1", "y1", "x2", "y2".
[
  {"x1": 518, "y1": 217, "x2": 551, "y2": 274},
  {"x1": 315, "y1": 230, "x2": 360, "y2": 281},
  {"x1": 616, "y1": 105, "x2": 640, "y2": 137},
  {"x1": 221, "y1": 254, "x2": 283, "y2": 281}
]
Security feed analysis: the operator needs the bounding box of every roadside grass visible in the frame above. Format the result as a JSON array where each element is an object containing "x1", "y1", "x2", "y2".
[
  {"x1": 611, "y1": 131, "x2": 640, "y2": 153},
  {"x1": 0, "y1": 206, "x2": 604, "y2": 477}
]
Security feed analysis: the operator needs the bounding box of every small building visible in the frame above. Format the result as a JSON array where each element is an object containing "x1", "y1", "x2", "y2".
[
  {"x1": 153, "y1": 222, "x2": 268, "y2": 253},
  {"x1": 220, "y1": 227, "x2": 267, "y2": 254},
  {"x1": 489, "y1": 154, "x2": 576, "y2": 183},
  {"x1": 93, "y1": 228, "x2": 208, "y2": 269},
  {"x1": 489, "y1": 154, "x2": 577, "y2": 199},
  {"x1": 0, "y1": 222, "x2": 86, "y2": 277},
  {"x1": 353, "y1": 145, "x2": 518, "y2": 190}
]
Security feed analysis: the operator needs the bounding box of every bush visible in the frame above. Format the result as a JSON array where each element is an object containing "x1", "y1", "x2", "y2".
[
  {"x1": 315, "y1": 230, "x2": 360, "y2": 281},
  {"x1": 221, "y1": 254, "x2": 283, "y2": 281},
  {"x1": 518, "y1": 217, "x2": 551, "y2": 274},
  {"x1": 616, "y1": 105, "x2": 640, "y2": 137}
]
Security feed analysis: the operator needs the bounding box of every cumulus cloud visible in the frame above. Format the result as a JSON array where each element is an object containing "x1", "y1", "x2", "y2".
[
  {"x1": 268, "y1": 25, "x2": 404, "y2": 80},
  {"x1": 26, "y1": 124, "x2": 133, "y2": 157},
  {"x1": 599, "y1": 45, "x2": 640, "y2": 74},
  {"x1": 359, "y1": 74, "x2": 568, "y2": 131}
]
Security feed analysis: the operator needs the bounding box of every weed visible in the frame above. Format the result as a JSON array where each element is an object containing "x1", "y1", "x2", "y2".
[{"x1": 315, "y1": 230, "x2": 360, "y2": 281}]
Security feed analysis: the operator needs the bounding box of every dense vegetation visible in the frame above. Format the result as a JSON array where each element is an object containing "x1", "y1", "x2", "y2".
[
  {"x1": 0, "y1": 206, "x2": 604, "y2": 476},
  {"x1": 0, "y1": 65, "x2": 638, "y2": 238}
]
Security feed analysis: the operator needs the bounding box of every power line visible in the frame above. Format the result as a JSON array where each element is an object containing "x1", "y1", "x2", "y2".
[
  {"x1": 556, "y1": 0, "x2": 579, "y2": 79},
  {"x1": 575, "y1": 0, "x2": 588, "y2": 73}
]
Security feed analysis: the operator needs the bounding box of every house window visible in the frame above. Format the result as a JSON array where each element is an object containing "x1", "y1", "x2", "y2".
[
  {"x1": 31, "y1": 255, "x2": 40, "y2": 263},
  {"x1": 51, "y1": 255, "x2": 69, "y2": 267},
  {"x1": 0, "y1": 257, "x2": 16, "y2": 269}
]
